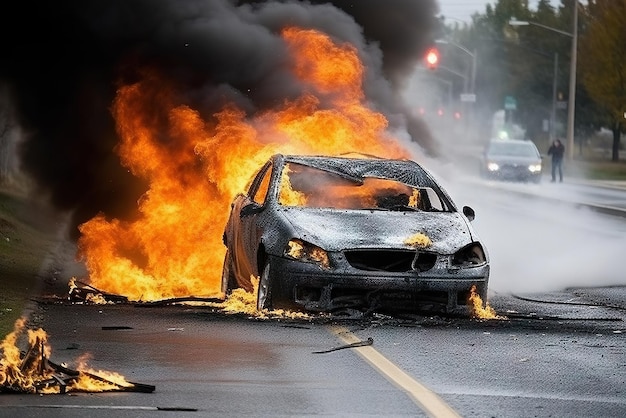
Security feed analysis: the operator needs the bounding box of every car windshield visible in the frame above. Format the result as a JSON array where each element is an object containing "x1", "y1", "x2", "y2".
[
  {"x1": 277, "y1": 162, "x2": 444, "y2": 211},
  {"x1": 488, "y1": 141, "x2": 538, "y2": 158}
]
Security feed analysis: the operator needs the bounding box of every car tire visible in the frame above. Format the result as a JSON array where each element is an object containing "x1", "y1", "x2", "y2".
[
  {"x1": 256, "y1": 262, "x2": 273, "y2": 311},
  {"x1": 221, "y1": 250, "x2": 237, "y2": 296}
]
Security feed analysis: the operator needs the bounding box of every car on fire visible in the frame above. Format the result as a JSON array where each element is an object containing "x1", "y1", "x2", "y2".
[
  {"x1": 480, "y1": 138, "x2": 543, "y2": 183},
  {"x1": 221, "y1": 153, "x2": 490, "y2": 316}
]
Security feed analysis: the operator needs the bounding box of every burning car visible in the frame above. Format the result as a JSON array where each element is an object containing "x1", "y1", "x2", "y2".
[{"x1": 221, "y1": 154, "x2": 490, "y2": 316}]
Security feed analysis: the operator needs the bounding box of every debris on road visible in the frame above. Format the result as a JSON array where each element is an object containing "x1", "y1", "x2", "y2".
[
  {"x1": 312, "y1": 337, "x2": 374, "y2": 354},
  {"x1": 0, "y1": 318, "x2": 154, "y2": 394}
]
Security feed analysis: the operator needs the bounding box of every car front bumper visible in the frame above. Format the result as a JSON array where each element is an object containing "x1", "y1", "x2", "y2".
[
  {"x1": 266, "y1": 254, "x2": 490, "y2": 315},
  {"x1": 485, "y1": 165, "x2": 542, "y2": 182}
]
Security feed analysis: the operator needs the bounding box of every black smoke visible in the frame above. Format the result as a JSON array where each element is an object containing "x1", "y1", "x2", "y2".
[{"x1": 0, "y1": 0, "x2": 439, "y2": 237}]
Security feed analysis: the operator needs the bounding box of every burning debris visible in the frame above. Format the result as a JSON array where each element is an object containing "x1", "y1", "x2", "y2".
[
  {"x1": 0, "y1": 318, "x2": 154, "y2": 394},
  {"x1": 68, "y1": 278, "x2": 129, "y2": 305},
  {"x1": 66, "y1": 276, "x2": 312, "y2": 321},
  {"x1": 66, "y1": 276, "x2": 502, "y2": 321}
]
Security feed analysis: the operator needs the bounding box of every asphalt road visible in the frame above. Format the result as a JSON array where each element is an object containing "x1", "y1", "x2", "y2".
[
  {"x1": 475, "y1": 177, "x2": 626, "y2": 217},
  {"x1": 1, "y1": 295, "x2": 625, "y2": 417}
]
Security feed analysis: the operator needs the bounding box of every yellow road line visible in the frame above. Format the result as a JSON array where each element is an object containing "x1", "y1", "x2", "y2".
[{"x1": 330, "y1": 325, "x2": 461, "y2": 418}]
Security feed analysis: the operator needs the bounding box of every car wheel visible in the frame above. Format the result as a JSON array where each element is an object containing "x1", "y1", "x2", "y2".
[
  {"x1": 221, "y1": 250, "x2": 237, "y2": 296},
  {"x1": 256, "y1": 263, "x2": 273, "y2": 311}
]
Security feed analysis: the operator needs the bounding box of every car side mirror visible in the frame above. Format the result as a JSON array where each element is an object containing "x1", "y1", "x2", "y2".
[
  {"x1": 240, "y1": 202, "x2": 265, "y2": 218},
  {"x1": 462, "y1": 205, "x2": 475, "y2": 222}
]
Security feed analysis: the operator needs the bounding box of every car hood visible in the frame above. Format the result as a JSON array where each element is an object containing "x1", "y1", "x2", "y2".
[{"x1": 279, "y1": 208, "x2": 476, "y2": 254}]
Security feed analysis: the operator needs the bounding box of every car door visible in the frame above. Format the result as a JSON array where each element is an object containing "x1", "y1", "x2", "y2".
[{"x1": 234, "y1": 161, "x2": 274, "y2": 282}]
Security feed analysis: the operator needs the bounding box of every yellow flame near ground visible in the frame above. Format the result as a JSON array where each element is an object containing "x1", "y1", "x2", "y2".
[
  {"x1": 0, "y1": 318, "x2": 134, "y2": 393},
  {"x1": 217, "y1": 276, "x2": 311, "y2": 320},
  {"x1": 468, "y1": 285, "x2": 506, "y2": 320}
]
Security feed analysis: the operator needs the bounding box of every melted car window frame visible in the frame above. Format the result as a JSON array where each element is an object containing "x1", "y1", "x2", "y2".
[
  {"x1": 277, "y1": 162, "x2": 448, "y2": 211},
  {"x1": 248, "y1": 161, "x2": 273, "y2": 205}
]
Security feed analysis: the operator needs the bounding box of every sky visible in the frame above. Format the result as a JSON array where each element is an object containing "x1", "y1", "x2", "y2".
[
  {"x1": 437, "y1": 0, "x2": 492, "y2": 22},
  {"x1": 437, "y1": 0, "x2": 561, "y2": 23}
]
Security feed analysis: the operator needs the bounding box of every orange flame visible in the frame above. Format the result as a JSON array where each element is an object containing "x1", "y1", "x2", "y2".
[
  {"x1": 279, "y1": 163, "x2": 418, "y2": 210},
  {"x1": 76, "y1": 26, "x2": 411, "y2": 302},
  {"x1": 468, "y1": 285, "x2": 506, "y2": 320},
  {"x1": 0, "y1": 318, "x2": 134, "y2": 393},
  {"x1": 279, "y1": 165, "x2": 308, "y2": 206}
]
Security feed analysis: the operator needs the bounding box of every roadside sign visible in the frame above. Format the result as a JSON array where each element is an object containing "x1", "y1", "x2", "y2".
[
  {"x1": 460, "y1": 93, "x2": 476, "y2": 102},
  {"x1": 504, "y1": 96, "x2": 516, "y2": 110}
]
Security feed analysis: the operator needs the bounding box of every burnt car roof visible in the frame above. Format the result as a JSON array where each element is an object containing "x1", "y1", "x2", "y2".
[{"x1": 279, "y1": 154, "x2": 443, "y2": 191}]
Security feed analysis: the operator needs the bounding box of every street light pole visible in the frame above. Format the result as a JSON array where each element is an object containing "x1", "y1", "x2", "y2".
[
  {"x1": 566, "y1": 4, "x2": 578, "y2": 160},
  {"x1": 509, "y1": 2, "x2": 578, "y2": 160},
  {"x1": 435, "y1": 39, "x2": 477, "y2": 133},
  {"x1": 435, "y1": 39, "x2": 476, "y2": 95},
  {"x1": 551, "y1": 52, "x2": 558, "y2": 141}
]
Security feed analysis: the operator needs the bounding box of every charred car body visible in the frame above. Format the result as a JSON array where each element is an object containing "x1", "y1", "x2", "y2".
[{"x1": 221, "y1": 154, "x2": 490, "y2": 316}]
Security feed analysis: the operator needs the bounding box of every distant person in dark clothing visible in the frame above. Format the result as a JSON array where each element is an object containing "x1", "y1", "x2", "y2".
[{"x1": 547, "y1": 139, "x2": 565, "y2": 182}]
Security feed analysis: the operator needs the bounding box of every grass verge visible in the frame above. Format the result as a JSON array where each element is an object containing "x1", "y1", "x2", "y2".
[
  {"x1": 567, "y1": 158, "x2": 626, "y2": 181},
  {"x1": 0, "y1": 188, "x2": 63, "y2": 339}
]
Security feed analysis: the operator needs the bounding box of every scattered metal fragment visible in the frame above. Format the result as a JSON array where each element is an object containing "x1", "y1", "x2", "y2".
[
  {"x1": 67, "y1": 279, "x2": 223, "y2": 306},
  {"x1": 281, "y1": 324, "x2": 311, "y2": 329},
  {"x1": 21, "y1": 405, "x2": 197, "y2": 411},
  {"x1": 312, "y1": 337, "x2": 374, "y2": 354},
  {"x1": 505, "y1": 312, "x2": 622, "y2": 322},
  {"x1": 47, "y1": 358, "x2": 156, "y2": 393},
  {"x1": 68, "y1": 279, "x2": 128, "y2": 304},
  {"x1": 140, "y1": 296, "x2": 224, "y2": 306},
  {"x1": 511, "y1": 293, "x2": 626, "y2": 312}
]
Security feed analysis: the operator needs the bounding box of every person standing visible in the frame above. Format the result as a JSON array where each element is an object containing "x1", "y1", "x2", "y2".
[{"x1": 547, "y1": 139, "x2": 565, "y2": 182}]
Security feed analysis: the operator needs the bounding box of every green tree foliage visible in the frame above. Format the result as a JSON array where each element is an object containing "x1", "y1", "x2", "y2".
[
  {"x1": 439, "y1": 0, "x2": 606, "y2": 155},
  {"x1": 579, "y1": 0, "x2": 626, "y2": 161}
]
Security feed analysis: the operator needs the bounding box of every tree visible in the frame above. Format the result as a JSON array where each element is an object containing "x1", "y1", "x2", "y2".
[
  {"x1": 0, "y1": 84, "x2": 21, "y2": 187},
  {"x1": 442, "y1": 0, "x2": 605, "y2": 151},
  {"x1": 579, "y1": 0, "x2": 626, "y2": 161}
]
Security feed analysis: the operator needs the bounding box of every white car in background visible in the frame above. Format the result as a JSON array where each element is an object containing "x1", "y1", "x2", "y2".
[{"x1": 480, "y1": 138, "x2": 543, "y2": 183}]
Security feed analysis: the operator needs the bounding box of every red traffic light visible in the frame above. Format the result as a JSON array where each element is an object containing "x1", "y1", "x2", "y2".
[{"x1": 425, "y1": 47, "x2": 439, "y2": 69}]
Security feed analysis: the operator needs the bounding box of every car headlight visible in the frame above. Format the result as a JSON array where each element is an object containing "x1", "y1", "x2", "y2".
[
  {"x1": 487, "y1": 162, "x2": 499, "y2": 171},
  {"x1": 284, "y1": 239, "x2": 330, "y2": 268},
  {"x1": 528, "y1": 163, "x2": 542, "y2": 173},
  {"x1": 451, "y1": 243, "x2": 486, "y2": 268}
]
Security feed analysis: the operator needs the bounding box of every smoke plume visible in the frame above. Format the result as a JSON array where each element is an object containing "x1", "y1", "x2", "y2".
[{"x1": 0, "y1": 0, "x2": 439, "y2": 237}]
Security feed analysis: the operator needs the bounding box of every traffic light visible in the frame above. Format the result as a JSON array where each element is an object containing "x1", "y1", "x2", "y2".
[{"x1": 425, "y1": 47, "x2": 439, "y2": 70}]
